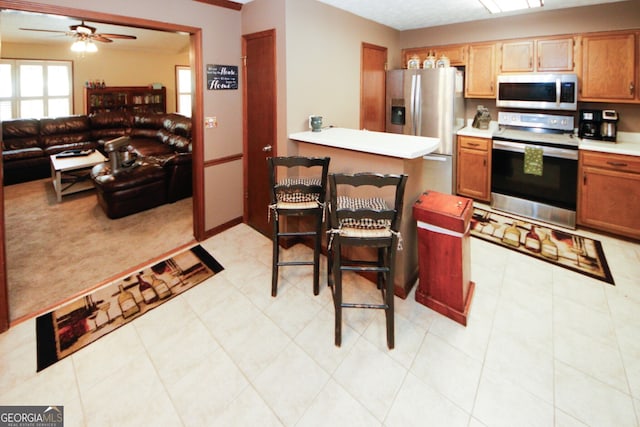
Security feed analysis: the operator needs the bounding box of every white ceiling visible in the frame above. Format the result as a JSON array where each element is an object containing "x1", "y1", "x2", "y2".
[
  {"x1": 0, "y1": 0, "x2": 629, "y2": 52},
  {"x1": 0, "y1": 10, "x2": 190, "y2": 54},
  {"x1": 240, "y1": 0, "x2": 628, "y2": 31}
]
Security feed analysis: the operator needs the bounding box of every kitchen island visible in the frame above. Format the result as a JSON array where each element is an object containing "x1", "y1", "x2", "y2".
[{"x1": 289, "y1": 127, "x2": 440, "y2": 298}]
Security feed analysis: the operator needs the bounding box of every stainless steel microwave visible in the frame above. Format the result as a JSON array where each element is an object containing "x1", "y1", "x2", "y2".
[{"x1": 496, "y1": 73, "x2": 578, "y2": 111}]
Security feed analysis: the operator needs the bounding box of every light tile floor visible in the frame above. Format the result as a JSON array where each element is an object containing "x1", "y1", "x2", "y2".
[{"x1": 1, "y1": 222, "x2": 640, "y2": 426}]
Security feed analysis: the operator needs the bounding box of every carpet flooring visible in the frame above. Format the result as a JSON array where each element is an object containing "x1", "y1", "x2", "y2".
[{"x1": 4, "y1": 178, "x2": 194, "y2": 322}]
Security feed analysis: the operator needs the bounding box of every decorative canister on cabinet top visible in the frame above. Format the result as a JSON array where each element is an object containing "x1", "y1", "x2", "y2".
[
  {"x1": 423, "y1": 52, "x2": 436, "y2": 69},
  {"x1": 407, "y1": 55, "x2": 420, "y2": 69},
  {"x1": 436, "y1": 54, "x2": 451, "y2": 68}
]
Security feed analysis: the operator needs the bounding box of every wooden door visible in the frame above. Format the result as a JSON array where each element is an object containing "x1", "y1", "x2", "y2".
[
  {"x1": 500, "y1": 40, "x2": 534, "y2": 73},
  {"x1": 537, "y1": 37, "x2": 574, "y2": 72},
  {"x1": 465, "y1": 43, "x2": 496, "y2": 98},
  {"x1": 360, "y1": 43, "x2": 387, "y2": 132},
  {"x1": 243, "y1": 29, "x2": 276, "y2": 237},
  {"x1": 456, "y1": 136, "x2": 490, "y2": 201},
  {"x1": 581, "y1": 32, "x2": 636, "y2": 100}
]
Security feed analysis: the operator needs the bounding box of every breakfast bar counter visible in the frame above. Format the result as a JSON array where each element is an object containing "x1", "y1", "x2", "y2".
[{"x1": 289, "y1": 127, "x2": 440, "y2": 298}]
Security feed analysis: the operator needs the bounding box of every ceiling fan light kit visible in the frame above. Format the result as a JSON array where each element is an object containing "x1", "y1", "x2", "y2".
[
  {"x1": 479, "y1": 0, "x2": 543, "y2": 14},
  {"x1": 71, "y1": 39, "x2": 98, "y2": 53},
  {"x1": 20, "y1": 20, "x2": 136, "y2": 54}
]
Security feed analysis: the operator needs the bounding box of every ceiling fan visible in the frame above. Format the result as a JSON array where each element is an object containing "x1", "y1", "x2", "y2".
[{"x1": 19, "y1": 20, "x2": 137, "y2": 44}]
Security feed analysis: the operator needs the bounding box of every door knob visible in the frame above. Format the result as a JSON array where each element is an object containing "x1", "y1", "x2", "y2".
[{"x1": 262, "y1": 145, "x2": 272, "y2": 152}]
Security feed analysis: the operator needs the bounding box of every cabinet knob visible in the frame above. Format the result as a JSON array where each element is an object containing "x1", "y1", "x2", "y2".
[{"x1": 631, "y1": 82, "x2": 636, "y2": 95}]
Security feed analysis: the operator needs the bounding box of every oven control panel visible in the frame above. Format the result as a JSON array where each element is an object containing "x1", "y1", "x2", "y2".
[{"x1": 498, "y1": 112, "x2": 574, "y2": 132}]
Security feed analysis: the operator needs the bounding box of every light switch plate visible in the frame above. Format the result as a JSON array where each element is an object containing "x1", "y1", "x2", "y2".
[{"x1": 205, "y1": 117, "x2": 217, "y2": 128}]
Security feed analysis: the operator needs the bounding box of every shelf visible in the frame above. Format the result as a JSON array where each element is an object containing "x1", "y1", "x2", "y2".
[{"x1": 84, "y1": 86, "x2": 166, "y2": 115}]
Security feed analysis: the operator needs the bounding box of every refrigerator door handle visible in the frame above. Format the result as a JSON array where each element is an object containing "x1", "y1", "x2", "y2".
[
  {"x1": 410, "y1": 73, "x2": 417, "y2": 135},
  {"x1": 415, "y1": 74, "x2": 422, "y2": 136}
]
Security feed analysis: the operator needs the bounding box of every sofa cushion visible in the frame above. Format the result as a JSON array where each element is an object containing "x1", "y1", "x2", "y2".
[
  {"x1": 163, "y1": 114, "x2": 192, "y2": 138},
  {"x1": 2, "y1": 147, "x2": 45, "y2": 161},
  {"x1": 157, "y1": 128, "x2": 191, "y2": 153},
  {"x1": 128, "y1": 137, "x2": 174, "y2": 157},
  {"x1": 89, "y1": 111, "x2": 131, "y2": 141},
  {"x1": 2, "y1": 119, "x2": 40, "y2": 150},
  {"x1": 129, "y1": 112, "x2": 165, "y2": 139},
  {"x1": 89, "y1": 111, "x2": 131, "y2": 129},
  {"x1": 40, "y1": 116, "x2": 91, "y2": 148}
]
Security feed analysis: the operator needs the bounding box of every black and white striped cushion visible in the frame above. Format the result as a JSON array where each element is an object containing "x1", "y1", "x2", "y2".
[
  {"x1": 276, "y1": 177, "x2": 321, "y2": 203},
  {"x1": 336, "y1": 196, "x2": 391, "y2": 229}
]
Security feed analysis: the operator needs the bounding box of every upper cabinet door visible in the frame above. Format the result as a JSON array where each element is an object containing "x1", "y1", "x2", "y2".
[
  {"x1": 500, "y1": 37, "x2": 575, "y2": 73},
  {"x1": 465, "y1": 43, "x2": 497, "y2": 98},
  {"x1": 500, "y1": 40, "x2": 535, "y2": 73},
  {"x1": 581, "y1": 32, "x2": 636, "y2": 101},
  {"x1": 536, "y1": 37, "x2": 575, "y2": 72}
]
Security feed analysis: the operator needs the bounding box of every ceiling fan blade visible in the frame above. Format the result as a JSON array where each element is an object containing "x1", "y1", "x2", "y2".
[
  {"x1": 19, "y1": 28, "x2": 67, "y2": 34},
  {"x1": 98, "y1": 33, "x2": 137, "y2": 40},
  {"x1": 91, "y1": 35, "x2": 114, "y2": 43}
]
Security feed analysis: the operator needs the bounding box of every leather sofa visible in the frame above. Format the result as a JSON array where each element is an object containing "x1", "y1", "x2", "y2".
[
  {"x1": 2, "y1": 111, "x2": 192, "y2": 217},
  {"x1": 90, "y1": 112, "x2": 193, "y2": 218}
]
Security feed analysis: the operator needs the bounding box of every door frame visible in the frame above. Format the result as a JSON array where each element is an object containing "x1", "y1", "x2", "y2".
[{"x1": 0, "y1": 0, "x2": 206, "y2": 332}]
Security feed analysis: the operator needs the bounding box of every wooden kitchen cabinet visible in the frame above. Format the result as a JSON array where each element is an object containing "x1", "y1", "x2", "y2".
[
  {"x1": 536, "y1": 37, "x2": 575, "y2": 72},
  {"x1": 465, "y1": 43, "x2": 497, "y2": 99},
  {"x1": 402, "y1": 44, "x2": 467, "y2": 67},
  {"x1": 578, "y1": 150, "x2": 640, "y2": 239},
  {"x1": 580, "y1": 31, "x2": 637, "y2": 101},
  {"x1": 500, "y1": 40, "x2": 535, "y2": 72},
  {"x1": 500, "y1": 37, "x2": 575, "y2": 73},
  {"x1": 456, "y1": 135, "x2": 491, "y2": 202}
]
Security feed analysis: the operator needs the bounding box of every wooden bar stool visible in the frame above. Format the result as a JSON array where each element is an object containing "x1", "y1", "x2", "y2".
[
  {"x1": 267, "y1": 156, "x2": 330, "y2": 297},
  {"x1": 327, "y1": 172, "x2": 408, "y2": 349}
]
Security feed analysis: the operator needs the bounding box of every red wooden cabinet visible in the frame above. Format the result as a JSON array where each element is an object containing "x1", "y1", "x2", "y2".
[{"x1": 413, "y1": 191, "x2": 475, "y2": 326}]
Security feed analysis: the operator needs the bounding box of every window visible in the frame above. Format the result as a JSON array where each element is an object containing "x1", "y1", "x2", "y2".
[
  {"x1": 176, "y1": 65, "x2": 192, "y2": 117},
  {"x1": 0, "y1": 59, "x2": 73, "y2": 120}
]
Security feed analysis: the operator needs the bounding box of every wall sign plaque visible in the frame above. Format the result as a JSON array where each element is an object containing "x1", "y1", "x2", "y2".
[{"x1": 207, "y1": 64, "x2": 238, "y2": 90}]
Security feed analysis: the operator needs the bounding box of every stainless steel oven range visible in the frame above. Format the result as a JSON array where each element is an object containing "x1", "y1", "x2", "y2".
[{"x1": 491, "y1": 111, "x2": 578, "y2": 229}]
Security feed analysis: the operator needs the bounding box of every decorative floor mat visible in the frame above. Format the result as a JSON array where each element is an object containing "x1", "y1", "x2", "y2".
[
  {"x1": 470, "y1": 208, "x2": 614, "y2": 285},
  {"x1": 36, "y1": 245, "x2": 223, "y2": 371}
]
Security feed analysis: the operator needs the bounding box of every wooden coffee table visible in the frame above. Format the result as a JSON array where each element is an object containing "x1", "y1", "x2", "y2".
[{"x1": 50, "y1": 150, "x2": 107, "y2": 202}]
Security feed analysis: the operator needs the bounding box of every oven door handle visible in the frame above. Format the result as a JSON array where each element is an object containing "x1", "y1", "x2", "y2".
[{"x1": 492, "y1": 140, "x2": 578, "y2": 160}]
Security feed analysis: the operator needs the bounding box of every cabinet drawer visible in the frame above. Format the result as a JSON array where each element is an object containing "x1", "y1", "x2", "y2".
[
  {"x1": 458, "y1": 136, "x2": 489, "y2": 151},
  {"x1": 580, "y1": 150, "x2": 640, "y2": 173}
]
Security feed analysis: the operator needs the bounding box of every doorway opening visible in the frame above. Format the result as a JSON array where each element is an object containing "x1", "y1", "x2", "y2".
[{"x1": 0, "y1": 2, "x2": 205, "y2": 331}]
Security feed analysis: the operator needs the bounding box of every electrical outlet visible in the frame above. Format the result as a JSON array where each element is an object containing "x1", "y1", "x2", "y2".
[{"x1": 205, "y1": 117, "x2": 218, "y2": 128}]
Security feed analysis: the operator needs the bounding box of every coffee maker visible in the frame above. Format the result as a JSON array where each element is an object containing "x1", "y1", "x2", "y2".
[
  {"x1": 578, "y1": 109, "x2": 602, "y2": 140},
  {"x1": 600, "y1": 110, "x2": 618, "y2": 142}
]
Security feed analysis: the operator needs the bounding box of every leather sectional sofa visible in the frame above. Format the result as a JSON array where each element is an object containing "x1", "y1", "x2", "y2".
[{"x1": 2, "y1": 111, "x2": 192, "y2": 217}]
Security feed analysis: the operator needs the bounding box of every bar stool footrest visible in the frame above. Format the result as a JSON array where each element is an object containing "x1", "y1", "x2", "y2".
[{"x1": 277, "y1": 261, "x2": 314, "y2": 267}]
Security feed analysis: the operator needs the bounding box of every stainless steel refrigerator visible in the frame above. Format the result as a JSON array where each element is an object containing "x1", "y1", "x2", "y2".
[{"x1": 386, "y1": 67, "x2": 465, "y2": 194}]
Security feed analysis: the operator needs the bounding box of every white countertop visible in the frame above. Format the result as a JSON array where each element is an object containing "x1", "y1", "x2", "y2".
[
  {"x1": 456, "y1": 120, "x2": 498, "y2": 138},
  {"x1": 457, "y1": 122, "x2": 640, "y2": 157},
  {"x1": 578, "y1": 132, "x2": 640, "y2": 156},
  {"x1": 289, "y1": 127, "x2": 440, "y2": 159}
]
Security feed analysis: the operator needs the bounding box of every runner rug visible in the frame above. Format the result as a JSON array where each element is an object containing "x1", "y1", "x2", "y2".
[
  {"x1": 36, "y1": 244, "x2": 223, "y2": 371},
  {"x1": 470, "y1": 207, "x2": 614, "y2": 285}
]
